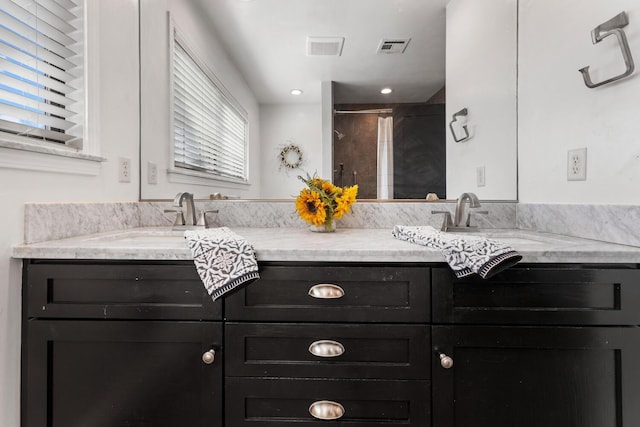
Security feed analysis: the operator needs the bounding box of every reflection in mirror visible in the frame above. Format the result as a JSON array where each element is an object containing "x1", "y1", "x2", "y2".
[
  {"x1": 139, "y1": 0, "x2": 517, "y2": 201},
  {"x1": 446, "y1": 0, "x2": 518, "y2": 200},
  {"x1": 333, "y1": 100, "x2": 446, "y2": 200}
]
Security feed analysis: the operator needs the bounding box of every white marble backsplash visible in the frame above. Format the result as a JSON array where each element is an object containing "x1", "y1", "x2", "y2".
[
  {"x1": 24, "y1": 202, "x2": 143, "y2": 244},
  {"x1": 517, "y1": 204, "x2": 640, "y2": 248},
  {"x1": 22, "y1": 200, "x2": 640, "y2": 249},
  {"x1": 23, "y1": 200, "x2": 518, "y2": 243},
  {"x1": 143, "y1": 200, "x2": 518, "y2": 230}
]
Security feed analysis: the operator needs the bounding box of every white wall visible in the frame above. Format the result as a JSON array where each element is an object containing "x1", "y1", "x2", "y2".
[
  {"x1": 259, "y1": 104, "x2": 323, "y2": 198},
  {"x1": 446, "y1": 0, "x2": 518, "y2": 200},
  {"x1": 518, "y1": 0, "x2": 640, "y2": 204},
  {"x1": 139, "y1": 0, "x2": 262, "y2": 200},
  {"x1": 0, "y1": 1, "x2": 140, "y2": 425}
]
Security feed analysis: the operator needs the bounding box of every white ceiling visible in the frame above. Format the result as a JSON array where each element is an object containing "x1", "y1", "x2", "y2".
[{"x1": 192, "y1": 0, "x2": 448, "y2": 105}]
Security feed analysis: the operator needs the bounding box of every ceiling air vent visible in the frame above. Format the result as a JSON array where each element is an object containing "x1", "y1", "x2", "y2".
[
  {"x1": 307, "y1": 37, "x2": 345, "y2": 56},
  {"x1": 377, "y1": 38, "x2": 411, "y2": 54}
]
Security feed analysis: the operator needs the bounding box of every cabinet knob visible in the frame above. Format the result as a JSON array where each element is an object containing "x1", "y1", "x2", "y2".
[
  {"x1": 308, "y1": 284, "x2": 345, "y2": 299},
  {"x1": 202, "y1": 349, "x2": 216, "y2": 365},
  {"x1": 308, "y1": 340, "x2": 345, "y2": 358},
  {"x1": 309, "y1": 400, "x2": 345, "y2": 420},
  {"x1": 439, "y1": 352, "x2": 454, "y2": 369}
]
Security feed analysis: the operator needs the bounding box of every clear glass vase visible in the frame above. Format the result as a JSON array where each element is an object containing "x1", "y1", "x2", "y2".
[{"x1": 309, "y1": 218, "x2": 336, "y2": 233}]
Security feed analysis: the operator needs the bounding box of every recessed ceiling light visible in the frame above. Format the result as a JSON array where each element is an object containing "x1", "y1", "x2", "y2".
[
  {"x1": 290, "y1": 89, "x2": 303, "y2": 96},
  {"x1": 381, "y1": 87, "x2": 393, "y2": 95}
]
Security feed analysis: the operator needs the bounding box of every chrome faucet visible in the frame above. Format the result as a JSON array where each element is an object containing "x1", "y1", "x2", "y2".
[
  {"x1": 174, "y1": 192, "x2": 197, "y2": 226},
  {"x1": 432, "y1": 192, "x2": 487, "y2": 232},
  {"x1": 454, "y1": 192, "x2": 481, "y2": 227}
]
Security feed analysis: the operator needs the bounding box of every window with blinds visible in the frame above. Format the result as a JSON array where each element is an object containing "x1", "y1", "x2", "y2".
[
  {"x1": 172, "y1": 32, "x2": 249, "y2": 183},
  {"x1": 0, "y1": 0, "x2": 84, "y2": 148}
]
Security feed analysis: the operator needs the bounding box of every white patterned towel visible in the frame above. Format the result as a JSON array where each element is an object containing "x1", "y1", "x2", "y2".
[
  {"x1": 392, "y1": 225, "x2": 522, "y2": 279},
  {"x1": 185, "y1": 227, "x2": 260, "y2": 300}
]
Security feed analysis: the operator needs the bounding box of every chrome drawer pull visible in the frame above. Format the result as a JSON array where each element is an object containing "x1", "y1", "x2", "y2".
[
  {"x1": 309, "y1": 400, "x2": 345, "y2": 420},
  {"x1": 308, "y1": 340, "x2": 345, "y2": 358},
  {"x1": 308, "y1": 284, "x2": 345, "y2": 299}
]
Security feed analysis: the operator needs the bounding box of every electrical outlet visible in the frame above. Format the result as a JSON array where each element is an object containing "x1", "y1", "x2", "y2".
[
  {"x1": 118, "y1": 157, "x2": 131, "y2": 183},
  {"x1": 476, "y1": 165, "x2": 486, "y2": 187},
  {"x1": 147, "y1": 161, "x2": 158, "y2": 185},
  {"x1": 567, "y1": 148, "x2": 587, "y2": 181}
]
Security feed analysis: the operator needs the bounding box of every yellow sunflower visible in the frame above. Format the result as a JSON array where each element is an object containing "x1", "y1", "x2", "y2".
[
  {"x1": 296, "y1": 174, "x2": 358, "y2": 226},
  {"x1": 333, "y1": 185, "x2": 358, "y2": 219},
  {"x1": 295, "y1": 189, "x2": 327, "y2": 226},
  {"x1": 321, "y1": 181, "x2": 339, "y2": 196}
]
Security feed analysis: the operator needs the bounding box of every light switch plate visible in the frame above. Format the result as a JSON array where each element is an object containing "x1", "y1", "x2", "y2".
[
  {"x1": 147, "y1": 161, "x2": 158, "y2": 185},
  {"x1": 476, "y1": 166, "x2": 486, "y2": 187}
]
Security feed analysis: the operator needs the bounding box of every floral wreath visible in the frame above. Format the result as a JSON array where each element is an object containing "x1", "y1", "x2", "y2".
[{"x1": 279, "y1": 143, "x2": 303, "y2": 169}]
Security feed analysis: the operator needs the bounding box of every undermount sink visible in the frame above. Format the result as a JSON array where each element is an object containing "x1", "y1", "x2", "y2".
[
  {"x1": 81, "y1": 228, "x2": 187, "y2": 244},
  {"x1": 444, "y1": 229, "x2": 560, "y2": 246}
]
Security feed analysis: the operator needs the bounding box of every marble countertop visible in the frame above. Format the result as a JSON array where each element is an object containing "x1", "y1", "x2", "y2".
[{"x1": 11, "y1": 227, "x2": 640, "y2": 264}]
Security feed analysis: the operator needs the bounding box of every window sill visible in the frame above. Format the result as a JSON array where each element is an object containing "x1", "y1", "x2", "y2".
[
  {"x1": 0, "y1": 139, "x2": 106, "y2": 176},
  {"x1": 168, "y1": 167, "x2": 250, "y2": 188}
]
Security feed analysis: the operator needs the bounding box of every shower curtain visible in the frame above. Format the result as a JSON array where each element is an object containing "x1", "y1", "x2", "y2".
[{"x1": 377, "y1": 116, "x2": 394, "y2": 199}]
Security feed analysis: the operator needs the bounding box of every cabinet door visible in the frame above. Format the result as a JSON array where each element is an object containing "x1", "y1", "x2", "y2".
[
  {"x1": 432, "y1": 325, "x2": 640, "y2": 427},
  {"x1": 23, "y1": 320, "x2": 222, "y2": 427}
]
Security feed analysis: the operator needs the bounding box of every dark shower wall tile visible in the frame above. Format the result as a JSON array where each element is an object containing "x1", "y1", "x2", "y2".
[{"x1": 334, "y1": 103, "x2": 446, "y2": 199}]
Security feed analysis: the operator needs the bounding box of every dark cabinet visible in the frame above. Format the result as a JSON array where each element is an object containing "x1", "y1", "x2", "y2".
[
  {"x1": 431, "y1": 266, "x2": 640, "y2": 427},
  {"x1": 24, "y1": 321, "x2": 222, "y2": 427},
  {"x1": 224, "y1": 263, "x2": 432, "y2": 426},
  {"x1": 432, "y1": 325, "x2": 640, "y2": 427},
  {"x1": 21, "y1": 261, "x2": 223, "y2": 427},
  {"x1": 21, "y1": 260, "x2": 640, "y2": 427}
]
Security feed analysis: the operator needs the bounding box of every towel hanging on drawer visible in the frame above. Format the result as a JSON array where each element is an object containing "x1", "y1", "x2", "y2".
[
  {"x1": 392, "y1": 225, "x2": 522, "y2": 279},
  {"x1": 185, "y1": 227, "x2": 260, "y2": 300}
]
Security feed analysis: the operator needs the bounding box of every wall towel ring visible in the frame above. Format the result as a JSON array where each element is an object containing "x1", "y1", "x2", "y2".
[
  {"x1": 449, "y1": 108, "x2": 470, "y2": 143},
  {"x1": 579, "y1": 11, "x2": 635, "y2": 89}
]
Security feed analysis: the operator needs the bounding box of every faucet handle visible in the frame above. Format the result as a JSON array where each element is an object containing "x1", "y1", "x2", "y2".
[
  {"x1": 466, "y1": 210, "x2": 489, "y2": 227},
  {"x1": 431, "y1": 210, "x2": 453, "y2": 232},
  {"x1": 164, "y1": 209, "x2": 185, "y2": 226},
  {"x1": 196, "y1": 209, "x2": 219, "y2": 228}
]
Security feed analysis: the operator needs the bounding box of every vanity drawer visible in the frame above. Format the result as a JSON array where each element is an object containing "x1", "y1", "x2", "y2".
[
  {"x1": 224, "y1": 264, "x2": 430, "y2": 322},
  {"x1": 226, "y1": 377, "x2": 431, "y2": 426},
  {"x1": 24, "y1": 261, "x2": 221, "y2": 320},
  {"x1": 225, "y1": 323, "x2": 430, "y2": 379},
  {"x1": 433, "y1": 266, "x2": 640, "y2": 325}
]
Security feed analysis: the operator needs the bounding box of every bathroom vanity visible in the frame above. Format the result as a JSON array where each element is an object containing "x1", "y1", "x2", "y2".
[{"x1": 14, "y1": 227, "x2": 640, "y2": 426}]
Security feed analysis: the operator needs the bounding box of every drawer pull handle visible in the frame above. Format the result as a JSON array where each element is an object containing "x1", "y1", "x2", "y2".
[
  {"x1": 308, "y1": 284, "x2": 345, "y2": 299},
  {"x1": 202, "y1": 349, "x2": 216, "y2": 365},
  {"x1": 309, "y1": 340, "x2": 345, "y2": 358},
  {"x1": 309, "y1": 400, "x2": 345, "y2": 420},
  {"x1": 439, "y1": 352, "x2": 454, "y2": 369}
]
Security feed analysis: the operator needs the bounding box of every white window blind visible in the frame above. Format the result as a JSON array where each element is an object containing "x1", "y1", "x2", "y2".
[
  {"x1": 0, "y1": 0, "x2": 83, "y2": 148},
  {"x1": 172, "y1": 33, "x2": 248, "y2": 182}
]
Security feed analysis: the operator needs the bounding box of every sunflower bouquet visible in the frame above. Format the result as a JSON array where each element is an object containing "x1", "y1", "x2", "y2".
[{"x1": 295, "y1": 174, "x2": 358, "y2": 232}]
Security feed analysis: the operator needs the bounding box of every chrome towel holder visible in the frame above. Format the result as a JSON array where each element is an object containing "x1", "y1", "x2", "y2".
[
  {"x1": 579, "y1": 11, "x2": 635, "y2": 88},
  {"x1": 449, "y1": 108, "x2": 470, "y2": 143}
]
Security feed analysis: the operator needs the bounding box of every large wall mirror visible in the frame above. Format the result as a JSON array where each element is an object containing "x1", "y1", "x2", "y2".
[{"x1": 140, "y1": 0, "x2": 518, "y2": 201}]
